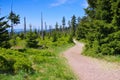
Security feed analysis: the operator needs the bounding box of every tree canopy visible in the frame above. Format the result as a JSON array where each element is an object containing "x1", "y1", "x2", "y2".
[{"x1": 76, "y1": 0, "x2": 120, "y2": 55}]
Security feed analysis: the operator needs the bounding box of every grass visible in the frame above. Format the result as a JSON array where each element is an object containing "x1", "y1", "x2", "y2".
[
  {"x1": 83, "y1": 44, "x2": 120, "y2": 62},
  {"x1": 78, "y1": 39, "x2": 120, "y2": 63},
  {"x1": 83, "y1": 46, "x2": 120, "y2": 63},
  {"x1": 100, "y1": 55, "x2": 120, "y2": 62},
  {"x1": 0, "y1": 43, "x2": 77, "y2": 80},
  {"x1": 84, "y1": 50, "x2": 120, "y2": 62},
  {"x1": 52, "y1": 43, "x2": 74, "y2": 54}
]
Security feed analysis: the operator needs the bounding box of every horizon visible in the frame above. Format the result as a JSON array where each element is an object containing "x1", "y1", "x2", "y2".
[{"x1": 0, "y1": 0, "x2": 88, "y2": 29}]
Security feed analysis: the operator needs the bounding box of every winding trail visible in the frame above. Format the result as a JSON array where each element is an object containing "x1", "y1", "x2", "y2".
[{"x1": 63, "y1": 40, "x2": 120, "y2": 80}]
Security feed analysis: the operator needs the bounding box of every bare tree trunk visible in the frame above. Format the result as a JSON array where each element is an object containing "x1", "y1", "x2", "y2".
[
  {"x1": 41, "y1": 12, "x2": 44, "y2": 40},
  {"x1": 45, "y1": 22, "x2": 47, "y2": 31},
  {"x1": 24, "y1": 17, "x2": 26, "y2": 38}
]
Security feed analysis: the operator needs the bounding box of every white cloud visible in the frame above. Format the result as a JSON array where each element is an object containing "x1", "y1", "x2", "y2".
[{"x1": 50, "y1": 0, "x2": 68, "y2": 7}]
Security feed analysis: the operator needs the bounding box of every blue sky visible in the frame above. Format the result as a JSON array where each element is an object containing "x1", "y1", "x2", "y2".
[{"x1": 0, "y1": 0, "x2": 88, "y2": 29}]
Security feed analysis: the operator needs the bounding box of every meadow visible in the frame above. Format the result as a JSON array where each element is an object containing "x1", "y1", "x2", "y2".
[{"x1": 0, "y1": 35, "x2": 77, "y2": 80}]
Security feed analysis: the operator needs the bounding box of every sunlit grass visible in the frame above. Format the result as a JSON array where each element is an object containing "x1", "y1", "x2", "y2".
[{"x1": 0, "y1": 43, "x2": 77, "y2": 80}]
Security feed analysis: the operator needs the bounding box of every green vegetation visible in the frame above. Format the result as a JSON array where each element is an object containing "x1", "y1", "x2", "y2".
[
  {"x1": 0, "y1": 17, "x2": 10, "y2": 48},
  {"x1": 0, "y1": 8, "x2": 79, "y2": 79},
  {"x1": 8, "y1": 11, "x2": 20, "y2": 37},
  {"x1": 2, "y1": 0, "x2": 120, "y2": 79},
  {"x1": 0, "y1": 36, "x2": 77, "y2": 80},
  {"x1": 76, "y1": 0, "x2": 120, "y2": 62}
]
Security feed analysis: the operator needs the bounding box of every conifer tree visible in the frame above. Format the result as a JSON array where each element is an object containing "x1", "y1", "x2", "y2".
[
  {"x1": 71, "y1": 15, "x2": 76, "y2": 37},
  {"x1": 0, "y1": 17, "x2": 10, "y2": 48},
  {"x1": 78, "y1": 0, "x2": 120, "y2": 55},
  {"x1": 26, "y1": 25, "x2": 38, "y2": 48},
  {"x1": 55, "y1": 22, "x2": 59, "y2": 31},
  {"x1": 8, "y1": 11, "x2": 20, "y2": 37}
]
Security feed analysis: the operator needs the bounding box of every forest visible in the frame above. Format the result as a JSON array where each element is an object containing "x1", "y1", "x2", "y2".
[
  {"x1": 0, "y1": 0, "x2": 120, "y2": 79},
  {"x1": 76, "y1": 0, "x2": 120, "y2": 59}
]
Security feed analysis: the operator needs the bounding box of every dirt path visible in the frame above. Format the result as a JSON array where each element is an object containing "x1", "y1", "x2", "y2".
[{"x1": 63, "y1": 40, "x2": 120, "y2": 80}]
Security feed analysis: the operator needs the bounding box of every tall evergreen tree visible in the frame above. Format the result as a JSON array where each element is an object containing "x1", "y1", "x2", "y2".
[
  {"x1": 96, "y1": 0, "x2": 112, "y2": 23},
  {"x1": 71, "y1": 15, "x2": 76, "y2": 37},
  {"x1": 78, "y1": 0, "x2": 120, "y2": 55},
  {"x1": 59, "y1": 25, "x2": 62, "y2": 32},
  {"x1": 0, "y1": 17, "x2": 10, "y2": 48},
  {"x1": 111, "y1": 0, "x2": 120, "y2": 29},
  {"x1": 68, "y1": 20, "x2": 71, "y2": 33},
  {"x1": 8, "y1": 11, "x2": 20, "y2": 37},
  {"x1": 55, "y1": 22, "x2": 59, "y2": 31},
  {"x1": 77, "y1": 17, "x2": 81, "y2": 23},
  {"x1": 85, "y1": 0, "x2": 97, "y2": 19}
]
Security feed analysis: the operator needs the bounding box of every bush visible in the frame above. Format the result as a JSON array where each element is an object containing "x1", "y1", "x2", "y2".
[
  {"x1": 52, "y1": 31, "x2": 57, "y2": 42},
  {"x1": 14, "y1": 58, "x2": 33, "y2": 73},
  {"x1": 0, "y1": 56, "x2": 10, "y2": 73},
  {"x1": 100, "y1": 44, "x2": 113, "y2": 55},
  {"x1": 26, "y1": 32, "x2": 38, "y2": 48},
  {"x1": 0, "y1": 48, "x2": 34, "y2": 74}
]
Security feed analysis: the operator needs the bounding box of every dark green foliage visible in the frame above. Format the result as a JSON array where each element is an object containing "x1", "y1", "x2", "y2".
[
  {"x1": 26, "y1": 31, "x2": 38, "y2": 48},
  {"x1": 52, "y1": 31, "x2": 57, "y2": 42},
  {"x1": 68, "y1": 35, "x2": 73, "y2": 43},
  {"x1": 0, "y1": 48, "x2": 34, "y2": 74},
  {"x1": 76, "y1": 16, "x2": 89, "y2": 40},
  {"x1": 0, "y1": 56, "x2": 12, "y2": 73},
  {"x1": 0, "y1": 17, "x2": 10, "y2": 48},
  {"x1": 0, "y1": 43, "x2": 76, "y2": 79},
  {"x1": 19, "y1": 32, "x2": 24, "y2": 39},
  {"x1": 99, "y1": 31, "x2": 120, "y2": 55},
  {"x1": 8, "y1": 11, "x2": 20, "y2": 36},
  {"x1": 71, "y1": 15, "x2": 76, "y2": 37},
  {"x1": 111, "y1": 0, "x2": 120, "y2": 28},
  {"x1": 77, "y1": 0, "x2": 120, "y2": 56},
  {"x1": 55, "y1": 22, "x2": 59, "y2": 31},
  {"x1": 8, "y1": 11, "x2": 20, "y2": 25}
]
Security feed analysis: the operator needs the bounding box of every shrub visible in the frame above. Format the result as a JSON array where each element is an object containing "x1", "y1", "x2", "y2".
[
  {"x1": 0, "y1": 56, "x2": 10, "y2": 73},
  {"x1": 52, "y1": 31, "x2": 57, "y2": 42},
  {"x1": 100, "y1": 44, "x2": 113, "y2": 55},
  {"x1": 14, "y1": 58, "x2": 33, "y2": 73},
  {"x1": 26, "y1": 32, "x2": 38, "y2": 48},
  {"x1": 0, "y1": 48, "x2": 34, "y2": 74}
]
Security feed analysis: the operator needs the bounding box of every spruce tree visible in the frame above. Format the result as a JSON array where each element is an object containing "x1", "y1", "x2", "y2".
[
  {"x1": 71, "y1": 15, "x2": 76, "y2": 37},
  {"x1": 55, "y1": 22, "x2": 59, "y2": 31},
  {"x1": 0, "y1": 17, "x2": 10, "y2": 48},
  {"x1": 79, "y1": 0, "x2": 120, "y2": 55},
  {"x1": 26, "y1": 31, "x2": 38, "y2": 48},
  {"x1": 8, "y1": 11, "x2": 20, "y2": 37}
]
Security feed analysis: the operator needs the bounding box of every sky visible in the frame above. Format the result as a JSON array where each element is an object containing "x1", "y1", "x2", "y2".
[{"x1": 0, "y1": 0, "x2": 88, "y2": 30}]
